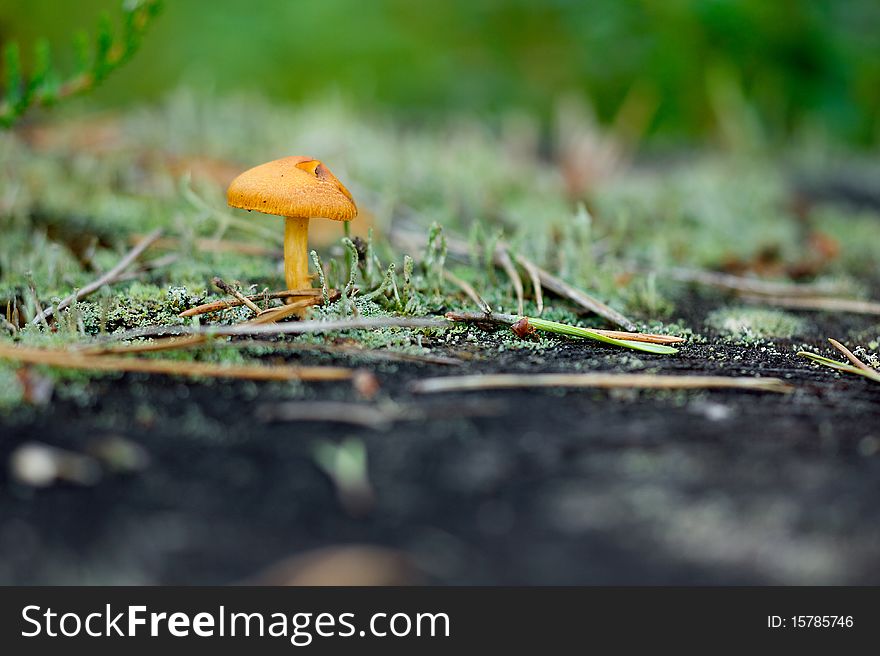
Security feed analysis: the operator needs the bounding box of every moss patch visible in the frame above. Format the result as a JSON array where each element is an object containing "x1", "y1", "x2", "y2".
[{"x1": 706, "y1": 307, "x2": 807, "y2": 340}]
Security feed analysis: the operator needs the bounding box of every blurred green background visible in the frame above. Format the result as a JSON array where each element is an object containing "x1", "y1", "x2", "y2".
[{"x1": 1, "y1": 0, "x2": 878, "y2": 146}]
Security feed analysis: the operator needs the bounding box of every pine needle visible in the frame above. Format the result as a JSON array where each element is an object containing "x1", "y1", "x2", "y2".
[
  {"x1": 445, "y1": 311, "x2": 681, "y2": 354},
  {"x1": 178, "y1": 289, "x2": 322, "y2": 318},
  {"x1": 0, "y1": 343, "x2": 354, "y2": 382}
]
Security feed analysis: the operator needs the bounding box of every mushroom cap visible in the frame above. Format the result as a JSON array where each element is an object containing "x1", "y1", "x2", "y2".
[{"x1": 227, "y1": 156, "x2": 357, "y2": 221}]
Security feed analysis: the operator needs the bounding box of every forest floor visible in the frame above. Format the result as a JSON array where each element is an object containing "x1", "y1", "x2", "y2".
[{"x1": 1, "y1": 94, "x2": 878, "y2": 584}]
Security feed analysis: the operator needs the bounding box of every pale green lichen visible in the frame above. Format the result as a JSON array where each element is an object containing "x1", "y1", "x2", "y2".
[{"x1": 706, "y1": 307, "x2": 807, "y2": 340}]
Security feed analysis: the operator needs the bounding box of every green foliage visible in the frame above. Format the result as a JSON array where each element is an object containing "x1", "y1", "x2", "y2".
[
  {"x1": 4, "y1": 0, "x2": 878, "y2": 144},
  {"x1": 0, "y1": 0, "x2": 161, "y2": 127}
]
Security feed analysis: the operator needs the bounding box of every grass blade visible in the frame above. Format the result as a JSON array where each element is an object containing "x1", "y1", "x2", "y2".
[{"x1": 525, "y1": 317, "x2": 678, "y2": 355}]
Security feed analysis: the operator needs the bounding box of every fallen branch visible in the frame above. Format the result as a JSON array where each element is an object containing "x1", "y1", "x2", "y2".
[
  {"x1": 0, "y1": 343, "x2": 354, "y2": 382},
  {"x1": 31, "y1": 229, "x2": 163, "y2": 326},
  {"x1": 412, "y1": 372, "x2": 793, "y2": 394}
]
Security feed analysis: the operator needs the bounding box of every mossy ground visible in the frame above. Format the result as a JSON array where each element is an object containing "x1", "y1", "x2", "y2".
[
  {"x1": 1, "y1": 95, "x2": 879, "y2": 584},
  {"x1": 2, "y1": 94, "x2": 879, "y2": 402}
]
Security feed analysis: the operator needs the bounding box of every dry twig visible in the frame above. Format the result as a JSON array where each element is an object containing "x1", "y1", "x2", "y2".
[
  {"x1": 212, "y1": 277, "x2": 264, "y2": 316},
  {"x1": 0, "y1": 343, "x2": 353, "y2": 382},
  {"x1": 31, "y1": 229, "x2": 163, "y2": 326},
  {"x1": 178, "y1": 289, "x2": 322, "y2": 318}
]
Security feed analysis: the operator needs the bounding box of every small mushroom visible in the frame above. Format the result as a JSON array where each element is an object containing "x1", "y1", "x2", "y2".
[{"x1": 226, "y1": 156, "x2": 357, "y2": 307}]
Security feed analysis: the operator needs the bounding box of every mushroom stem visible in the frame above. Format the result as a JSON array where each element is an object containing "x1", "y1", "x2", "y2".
[{"x1": 284, "y1": 216, "x2": 312, "y2": 303}]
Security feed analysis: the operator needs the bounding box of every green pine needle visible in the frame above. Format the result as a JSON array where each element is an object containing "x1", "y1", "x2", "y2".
[{"x1": 523, "y1": 317, "x2": 679, "y2": 355}]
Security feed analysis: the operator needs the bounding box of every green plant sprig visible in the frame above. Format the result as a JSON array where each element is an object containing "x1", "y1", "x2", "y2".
[
  {"x1": 523, "y1": 316, "x2": 679, "y2": 355},
  {"x1": 0, "y1": 0, "x2": 162, "y2": 128}
]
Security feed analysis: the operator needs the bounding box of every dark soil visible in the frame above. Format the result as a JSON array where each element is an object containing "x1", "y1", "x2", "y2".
[{"x1": 1, "y1": 302, "x2": 879, "y2": 585}]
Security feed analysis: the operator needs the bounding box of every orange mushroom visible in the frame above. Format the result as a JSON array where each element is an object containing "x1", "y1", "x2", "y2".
[{"x1": 227, "y1": 156, "x2": 357, "y2": 297}]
